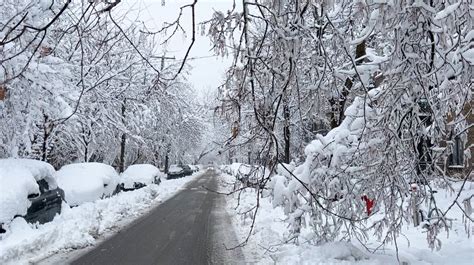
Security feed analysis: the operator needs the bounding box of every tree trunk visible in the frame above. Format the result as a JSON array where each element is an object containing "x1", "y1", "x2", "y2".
[
  {"x1": 41, "y1": 114, "x2": 50, "y2": 162},
  {"x1": 84, "y1": 144, "x2": 88, "y2": 162},
  {"x1": 283, "y1": 95, "x2": 291, "y2": 163},
  {"x1": 164, "y1": 144, "x2": 171, "y2": 173},
  {"x1": 329, "y1": 40, "x2": 365, "y2": 128},
  {"x1": 118, "y1": 99, "x2": 126, "y2": 172}
]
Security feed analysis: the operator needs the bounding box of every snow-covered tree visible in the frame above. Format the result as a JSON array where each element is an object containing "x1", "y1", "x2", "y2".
[
  {"x1": 1, "y1": 0, "x2": 205, "y2": 171},
  {"x1": 207, "y1": 0, "x2": 473, "y2": 250}
]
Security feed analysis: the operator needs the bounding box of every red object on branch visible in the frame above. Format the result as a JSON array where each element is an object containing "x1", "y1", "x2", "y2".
[{"x1": 361, "y1": 195, "x2": 375, "y2": 216}]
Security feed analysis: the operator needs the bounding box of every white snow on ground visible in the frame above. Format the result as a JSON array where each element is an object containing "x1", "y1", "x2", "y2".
[
  {"x1": 120, "y1": 164, "x2": 165, "y2": 189},
  {"x1": 0, "y1": 172, "x2": 202, "y2": 265},
  {"x1": 219, "y1": 171, "x2": 474, "y2": 265},
  {"x1": 0, "y1": 159, "x2": 57, "y2": 224},
  {"x1": 56, "y1": 162, "x2": 119, "y2": 206}
]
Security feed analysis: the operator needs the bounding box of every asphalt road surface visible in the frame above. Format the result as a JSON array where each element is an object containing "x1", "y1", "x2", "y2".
[{"x1": 71, "y1": 169, "x2": 244, "y2": 265}]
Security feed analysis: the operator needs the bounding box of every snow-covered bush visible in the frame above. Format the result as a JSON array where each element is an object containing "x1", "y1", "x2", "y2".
[
  {"x1": 221, "y1": 163, "x2": 252, "y2": 176},
  {"x1": 221, "y1": 163, "x2": 270, "y2": 190},
  {"x1": 56, "y1": 163, "x2": 119, "y2": 206}
]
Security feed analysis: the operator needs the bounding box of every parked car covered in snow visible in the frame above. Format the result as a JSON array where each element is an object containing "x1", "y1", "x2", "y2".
[
  {"x1": 167, "y1": 164, "x2": 194, "y2": 179},
  {"x1": 167, "y1": 164, "x2": 184, "y2": 179},
  {"x1": 0, "y1": 159, "x2": 64, "y2": 233},
  {"x1": 189, "y1": 165, "x2": 199, "y2": 172},
  {"x1": 119, "y1": 164, "x2": 165, "y2": 191},
  {"x1": 182, "y1": 165, "x2": 194, "y2": 176},
  {"x1": 56, "y1": 162, "x2": 120, "y2": 206}
]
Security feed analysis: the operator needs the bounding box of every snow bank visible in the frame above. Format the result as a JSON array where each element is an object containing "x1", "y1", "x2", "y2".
[
  {"x1": 219, "y1": 171, "x2": 474, "y2": 264},
  {"x1": 0, "y1": 172, "x2": 202, "y2": 264},
  {"x1": 0, "y1": 159, "x2": 57, "y2": 224},
  {"x1": 56, "y1": 163, "x2": 119, "y2": 206},
  {"x1": 120, "y1": 164, "x2": 165, "y2": 189}
]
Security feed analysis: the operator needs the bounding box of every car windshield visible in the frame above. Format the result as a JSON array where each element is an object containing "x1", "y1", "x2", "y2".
[{"x1": 37, "y1": 179, "x2": 50, "y2": 193}]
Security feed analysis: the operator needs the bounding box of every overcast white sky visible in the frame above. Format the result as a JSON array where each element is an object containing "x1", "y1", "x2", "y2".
[{"x1": 121, "y1": 0, "x2": 237, "y2": 93}]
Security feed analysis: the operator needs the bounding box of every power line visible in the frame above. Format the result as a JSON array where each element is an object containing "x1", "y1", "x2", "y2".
[
  {"x1": 175, "y1": 54, "x2": 220, "y2": 61},
  {"x1": 187, "y1": 55, "x2": 220, "y2": 60}
]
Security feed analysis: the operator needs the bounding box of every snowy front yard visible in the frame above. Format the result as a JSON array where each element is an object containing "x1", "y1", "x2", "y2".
[
  {"x1": 0, "y1": 173, "x2": 201, "y2": 265},
  {"x1": 219, "y1": 172, "x2": 474, "y2": 265}
]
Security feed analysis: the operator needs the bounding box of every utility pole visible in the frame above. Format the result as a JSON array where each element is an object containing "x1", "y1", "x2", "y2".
[
  {"x1": 150, "y1": 55, "x2": 175, "y2": 77},
  {"x1": 119, "y1": 98, "x2": 127, "y2": 172},
  {"x1": 152, "y1": 54, "x2": 175, "y2": 173}
]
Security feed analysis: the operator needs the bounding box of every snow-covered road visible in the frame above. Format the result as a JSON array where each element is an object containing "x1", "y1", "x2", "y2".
[{"x1": 71, "y1": 169, "x2": 244, "y2": 265}]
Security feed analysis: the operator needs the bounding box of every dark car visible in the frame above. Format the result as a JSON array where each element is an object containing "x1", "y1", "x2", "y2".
[
  {"x1": 0, "y1": 159, "x2": 65, "y2": 234},
  {"x1": 167, "y1": 164, "x2": 185, "y2": 179},
  {"x1": 181, "y1": 165, "x2": 194, "y2": 176},
  {"x1": 23, "y1": 179, "x2": 65, "y2": 225},
  {"x1": 167, "y1": 164, "x2": 194, "y2": 179}
]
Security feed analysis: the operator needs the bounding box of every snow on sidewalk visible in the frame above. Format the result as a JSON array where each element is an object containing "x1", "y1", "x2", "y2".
[
  {"x1": 0, "y1": 172, "x2": 202, "y2": 265},
  {"x1": 219, "y1": 172, "x2": 474, "y2": 265}
]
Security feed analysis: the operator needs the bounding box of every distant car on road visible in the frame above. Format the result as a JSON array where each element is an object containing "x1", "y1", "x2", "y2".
[
  {"x1": 182, "y1": 165, "x2": 194, "y2": 176},
  {"x1": 120, "y1": 164, "x2": 165, "y2": 191},
  {"x1": 56, "y1": 162, "x2": 120, "y2": 206},
  {"x1": 167, "y1": 164, "x2": 194, "y2": 179},
  {"x1": 0, "y1": 159, "x2": 64, "y2": 233}
]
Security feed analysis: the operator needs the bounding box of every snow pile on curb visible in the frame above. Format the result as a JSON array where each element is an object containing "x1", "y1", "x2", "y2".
[
  {"x1": 0, "y1": 173, "x2": 200, "y2": 265},
  {"x1": 219, "y1": 172, "x2": 474, "y2": 264}
]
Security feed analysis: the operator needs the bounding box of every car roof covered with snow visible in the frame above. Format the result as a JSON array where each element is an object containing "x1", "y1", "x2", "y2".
[
  {"x1": 168, "y1": 164, "x2": 183, "y2": 174},
  {"x1": 0, "y1": 159, "x2": 57, "y2": 224},
  {"x1": 120, "y1": 164, "x2": 165, "y2": 189},
  {"x1": 56, "y1": 162, "x2": 119, "y2": 206}
]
